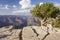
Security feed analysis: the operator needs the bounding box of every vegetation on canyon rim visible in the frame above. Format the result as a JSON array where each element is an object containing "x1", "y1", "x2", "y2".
[{"x1": 30, "y1": 2, "x2": 60, "y2": 28}]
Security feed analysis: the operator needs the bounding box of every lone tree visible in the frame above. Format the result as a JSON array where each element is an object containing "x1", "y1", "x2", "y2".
[{"x1": 30, "y1": 2, "x2": 60, "y2": 26}]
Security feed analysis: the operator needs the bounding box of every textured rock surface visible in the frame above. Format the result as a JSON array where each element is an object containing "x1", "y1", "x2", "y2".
[
  {"x1": 22, "y1": 27, "x2": 39, "y2": 40},
  {"x1": 45, "y1": 33, "x2": 60, "y2": 40},
  {"x1": 31, "y1": 26, "x2": 47, "y2": 40},
  {"x1": 0, "y1": 26, "x2": 60, "y2": 40},
  {"x1": 0, "y1": 26, "x2": 21, "y2": 40}
]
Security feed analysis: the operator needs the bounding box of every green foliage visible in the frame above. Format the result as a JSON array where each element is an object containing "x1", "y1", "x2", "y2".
[
  {"x1": 30, "y1": 2, "x2": 60, "y2": 19},
  {"x1": 30, "y1": 2, "x2": 60, "y2": 26},
  {"x1": 53, "y1": 15, "x2": 60, "y2": 28},
  {"x1": 37, "y1": 19, "x2": 41, "y2": 26},
  {"x1": 56, "y1": 15, "x2": 60, "y2": 20},
  {"x1": 30, "y1": 4, "x2": 40, "y2": 17},
  {"x1": 53, "y1": 19, "x2": 60, "y2": 28}
]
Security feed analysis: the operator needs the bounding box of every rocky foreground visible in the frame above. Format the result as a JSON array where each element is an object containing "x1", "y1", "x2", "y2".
[{"x1": 0, "y1": 25, "x2": 60, "y2": 40}]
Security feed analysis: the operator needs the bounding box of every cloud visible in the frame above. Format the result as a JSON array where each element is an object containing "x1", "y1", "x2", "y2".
[
  {"x1": 19, "y1": 0, "x2": 32, "y2": 9},
  {"x1": 55, "y1": 3, "x2": 60, "y2": 6},
  {"x1": 13, "y1": 9, "x2": 30, "y2": 13},
  {"x1": 5, "y1": 5, "x2": 9, "y2": 9},
  {"x1": 39, "y1": 2, "x2": 43, "y2": 6},
  {"x1": 12, "y1": 0, "x2": 33, "y2": 15},
  {"x1": 0, "y1": 4, "x2": 18, "y2": 9},
  {"x1": 13, "y1": 5, "x2": 17, "y2": 8},
  {"x1": 12, "y1": 9, "x2": 31, "y2": 15},
  {"x1": 0, "y1": 5, "x2": 9, "y2": 9}
]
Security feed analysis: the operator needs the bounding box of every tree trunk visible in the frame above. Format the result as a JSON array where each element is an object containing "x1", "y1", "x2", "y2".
[
  {"x1": 37, "y1": 17, "x2": 47, "y2": 26},
  {"x1": 37, "y1": 19, "x2": 44, "y2": 26},
  {"x1": 40, "y1": 19, "x2": 45, "y2": 26}
]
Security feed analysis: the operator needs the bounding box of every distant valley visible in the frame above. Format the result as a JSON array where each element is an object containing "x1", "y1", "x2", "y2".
[{"x1": 0, "y1": 15, "x2": 38, "y2": 29}]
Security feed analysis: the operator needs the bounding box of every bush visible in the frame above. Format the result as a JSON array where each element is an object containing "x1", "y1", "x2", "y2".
[{"x1": 53, "y1": 19, "x2": 60, "y2": 28}]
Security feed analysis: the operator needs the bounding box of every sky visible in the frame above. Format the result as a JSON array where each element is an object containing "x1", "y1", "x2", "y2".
[{"x1": 0, "y1": 0, "x2": 60, "y2": 15}]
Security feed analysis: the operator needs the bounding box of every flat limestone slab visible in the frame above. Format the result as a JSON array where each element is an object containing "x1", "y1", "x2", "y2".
[{"x1": 22, "y1": 27, "x2": 39, "y2": 40}]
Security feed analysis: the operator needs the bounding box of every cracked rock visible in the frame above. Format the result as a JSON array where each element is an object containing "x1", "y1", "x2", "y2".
[{"x1": 22, "y1": 27, "x2": 39, "y2": 40}]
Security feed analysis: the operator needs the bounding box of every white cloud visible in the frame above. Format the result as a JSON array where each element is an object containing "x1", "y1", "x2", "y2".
[
  {"x1": 39, "y1": 2, "x2": 43, "y2": 6},
  {"x1": 0, "y1": 5, "x2": 9, "y2": 9},
  {"x1": 13, "y1": 5, "x2": 17, "y2": 8},
  {"x1": 55, "y1": 3, "x2": 60, "y2": 7},
  {"x1": 12, "y1": 0, "x2": 33, "y2": 15},
  {"x1": 5, "y1": 5, "x2": 9, "y2": 9},
  {"x1": 19, "y1": 0, "x2": 32, "y2": 9},
  {"x1": 12, "y1": 9, "x2": 31, "y2": 15},
  {"x1": 13, "y1": 9, "x2": 30, "y2": 13},
  {"x1": 0, "y1": 5, "x2": 17, "y2": 9}
]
